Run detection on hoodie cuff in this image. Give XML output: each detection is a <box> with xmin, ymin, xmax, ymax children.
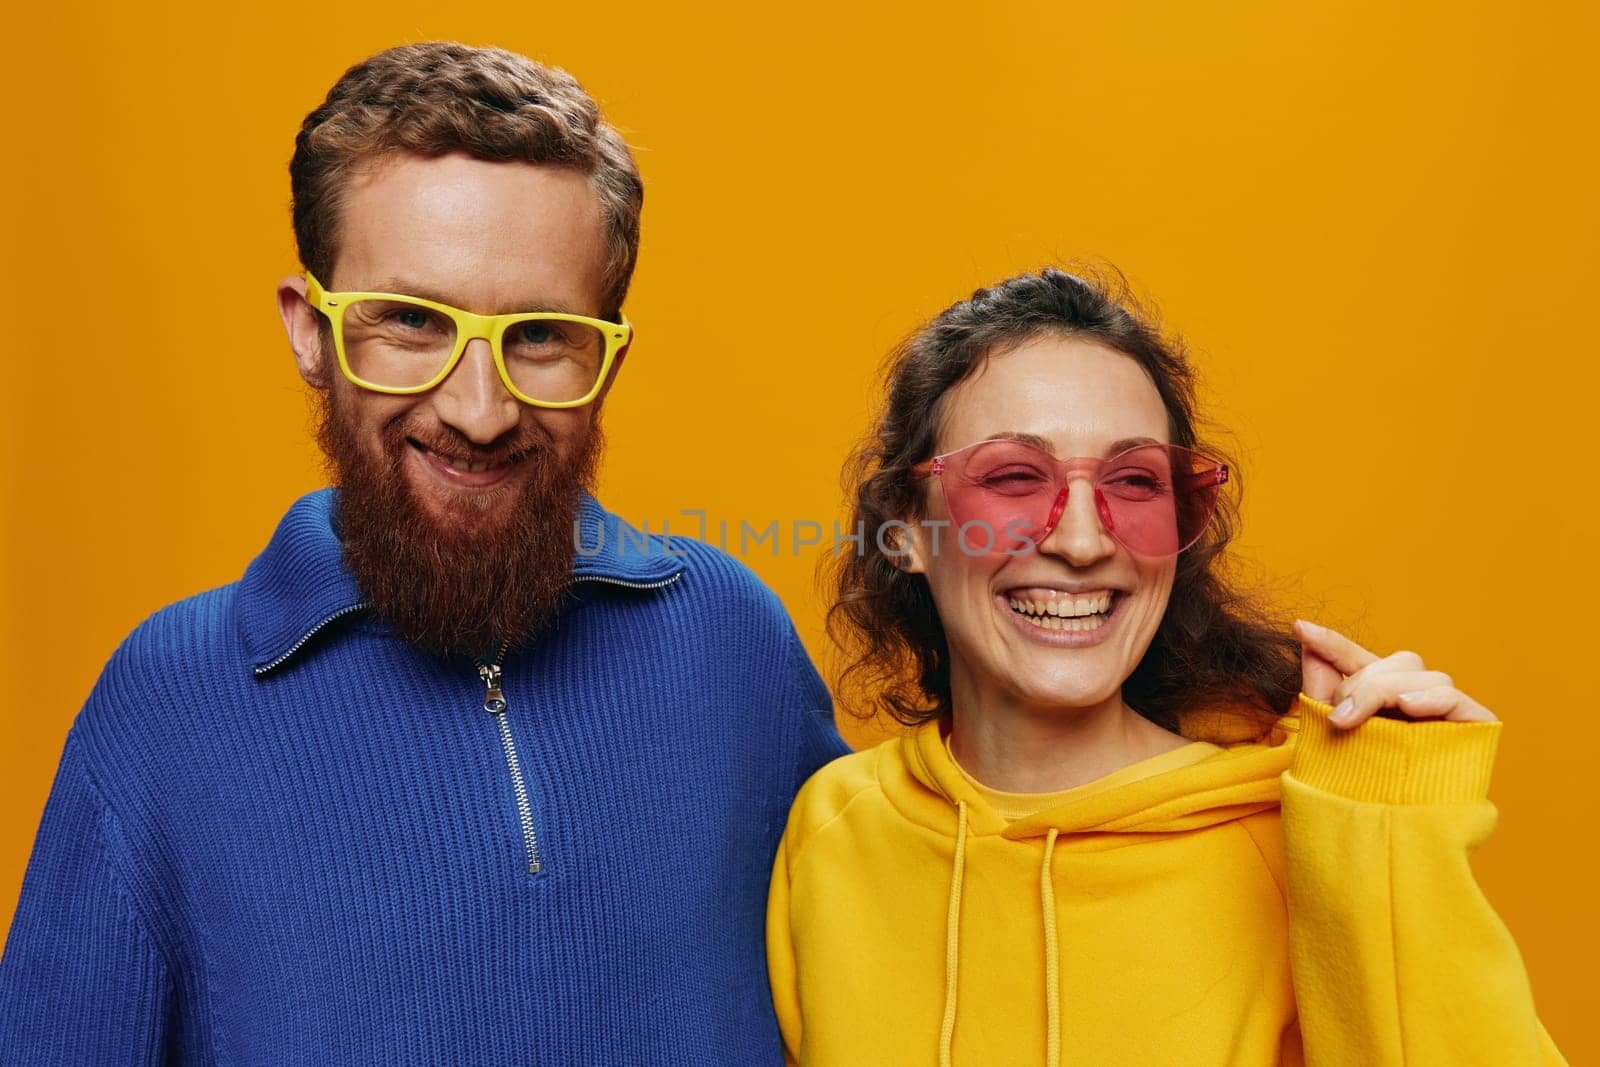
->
<box><xmin>1289</xmin><ymin>694</ymin><xmax>1501</xmax><ymax>805</ymax></box>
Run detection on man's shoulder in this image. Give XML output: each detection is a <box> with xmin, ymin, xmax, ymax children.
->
<box><xmin>108</xmin><ymin>491</ymin><xmax>337</xmax><ymax>682</ymax></box>
<box><xmin>66</xmin><ymin>580</ymin><xmax>249</xmax><ymax>775</ymax></box>
<box><xmin>664</xmin><ymin>536</ymin><xmax>783</xmax><ymax>606</ymax></box>
<box><xmin>109</xmin><ymin>581</ymin><xmax>248</xmax><ymax>678</ymax></box>
<box><xmin>77</xmin><ymin>492</ymin><xmax>338</xmax><ymax>737</ymax></box>
<box><xmin>577</xmin><ymin>531</ymin><xmax>817</xmax><ymax>703</ymax></box>
<box><xmin>588</xmin><ymin>508</ymin><xmax>792</xmax><ymax>626</ymax></box>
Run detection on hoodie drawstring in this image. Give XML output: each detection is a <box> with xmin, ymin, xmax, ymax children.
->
<box><xmin>941</xmin><ymin>806</ymin><xmax>1063</xmax><ymax>1067</ymax></box>
<box><xmin>1040</xmin><ymin>827</ymin><xmax>1061</xmax><ymax>1066</ymax></box>
<box><xmin>939</xmin><ymin>800</ymin><xmax>969</xmax><ymax>1067</ymax></box>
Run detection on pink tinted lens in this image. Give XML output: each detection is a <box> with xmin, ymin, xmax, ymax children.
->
<box><xmin>1096</xmin><ymin>446</ymin><xmax>1186</xmax><ymax>555</ymax></box>
<box><xmin>938</xmin><ymin>442</ymin><xmax>1224</xmax><ymax>557</ymax></box>
<box><xmin>940</xmin><ymin>441</ymin><xmax>1065</xmax><ymax>552</ymax></box>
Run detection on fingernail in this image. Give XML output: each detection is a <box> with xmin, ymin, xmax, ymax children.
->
<box><xmin>1330</xmin><ymin>699</ymin><xmax>1355</xmax><ymax>724</ymax></box>
<box><xmin>1398</xmin><ymin>691</ymin><xmax>1423</xmax><ymax>705</ymax></box>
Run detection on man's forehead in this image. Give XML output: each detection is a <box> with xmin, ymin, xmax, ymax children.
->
<box><xmin>350</xmin><ymin>275</ymin><xmax>590</xmax><ymax>317</ymax></box>
<box><xmin>329</xmin><ymin>153</ymin><xmax>609</xmax><ymax>315</ymax></box>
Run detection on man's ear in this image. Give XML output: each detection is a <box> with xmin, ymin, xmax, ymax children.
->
<box><xmin>276</xmin><ymin>275</ymin><xmax>329</xmax><ymax>388</ymax></box>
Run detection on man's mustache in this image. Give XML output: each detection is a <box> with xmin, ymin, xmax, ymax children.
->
<box><xmin>381</xmin><ymin>421</ymin><xmax>550</xmax><ymax>468</ymax></box>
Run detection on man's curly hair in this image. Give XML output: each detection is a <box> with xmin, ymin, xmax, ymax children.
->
<box><xmin>290</xmin><ymin>41</ymin><xmax>642</xmax><ymax>319</ymax></box>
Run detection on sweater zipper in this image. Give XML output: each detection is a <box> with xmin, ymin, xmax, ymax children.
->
<box><xmin>477</xmin><ymin>640</ymin><xmax>543</xmax><ymax>875</ymax></box>
<box><xmin>252</xmin><ymin>604</ymin><xmax>366</xmax><ymax>676</ymax></box>
<box><xmin>474</xmin><ymin>575</ymin><xmax>679</xmax><ymax>875</ymax></box>
<box><xmin>571</xmin><ymin>573</ymin><xmax>683</xmax><ymax>592</ymax></box>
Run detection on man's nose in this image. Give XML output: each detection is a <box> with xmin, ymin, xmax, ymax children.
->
<box><xmin>1037</xmin><ymin>479</ymin><xmax>1117</xmax><ymax>565</ymax></box>
<box><xmin>432</xmin><ymin>338</ymin><xmax>522</xmax><ymax>445</ymax></box>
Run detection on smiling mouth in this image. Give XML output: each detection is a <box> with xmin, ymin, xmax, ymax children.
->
<box><xmin>407</xmin><ymin>436</ymin><xmax>531</xmax><ymax>474</ymax></box>
<box><xmin>1006</xmin><ymin>590</ymin><xmax>1118</xmax><ymax>632</ymax></box>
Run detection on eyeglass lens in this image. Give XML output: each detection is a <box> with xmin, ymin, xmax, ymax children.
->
<box><xmin>338</xmin><ymin>298</ymin><xmax>608</xmax><ymax>402</ymax></box>
<box><xmin>938</xmin><ymin>441</ymin><xmax>1223</xmax><ymax>557</ymax></box>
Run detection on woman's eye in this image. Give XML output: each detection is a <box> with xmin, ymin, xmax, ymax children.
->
<box><xmin>1104</xmin><ymin>471</ymin><xmax>1167</xmax><ymax>496</ymax></box>
<box><xmin>977</xmin><ymin>468</ymin><xmax>1049</xmax><ymax>490</ymax></box>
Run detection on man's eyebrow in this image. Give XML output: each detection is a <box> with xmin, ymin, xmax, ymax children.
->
<box><xmin>360</xmin><ymin>278</ymin><xmax>583</xmax><ymax>316</ymax></box>
<box><xmin>982</xmin><ymin>432</ymin><xmax>1164</xmax><ymax>457</ymax></box>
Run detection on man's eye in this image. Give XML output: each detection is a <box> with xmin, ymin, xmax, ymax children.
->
<box><xmin>387</xmin><ymin>308</ymin><xmax>435</xmax><ymax>330</ymax></box>
<box><xmin>517</xmin><ymin>322</ymin><xmax>556</xmax><ymax>345</ymax></box>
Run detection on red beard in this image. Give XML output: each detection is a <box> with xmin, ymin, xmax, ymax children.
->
<box><xmin>315</xmin><ymin>385</ymin><xmax>601</xmax><ymax>659</ymax></box>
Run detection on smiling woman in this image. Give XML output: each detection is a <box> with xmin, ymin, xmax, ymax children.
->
<box><xmin>766</xmin><ymin>267</ymin><xmax>1567</xmax><ymax>1065</ymax></box>
<box><xmin>831</xmin><ymin>269</ymin><xmax>1299</xmax><ymax>749</ymax></box>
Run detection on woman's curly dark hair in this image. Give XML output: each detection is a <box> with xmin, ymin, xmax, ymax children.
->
<box><xmin>826</xmin><ymin>266</ymin><xmax>1300</xmax><ymax>737</ymax></box>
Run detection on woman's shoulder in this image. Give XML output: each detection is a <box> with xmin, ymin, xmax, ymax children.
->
<box><xmin>793</xmin><ymin>741</ymin><xmax>890</xmax><ymax>813</ymax></box>
<box><xmin>781</xmin><ymin>738</ymin><xmax>900</xmax><ymax>850</ymax></box>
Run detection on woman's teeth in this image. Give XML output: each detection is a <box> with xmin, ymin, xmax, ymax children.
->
<box><xmin>1008</xmin><ymin>591</ymin><xmax>1114</xmax><ymax>632</ymax></box>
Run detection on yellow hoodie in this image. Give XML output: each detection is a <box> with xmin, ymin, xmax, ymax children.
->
<box><xmin>767</xmin><ymin>696</ymin><xmax>1566</xmax><ymax>1065</ymax></box>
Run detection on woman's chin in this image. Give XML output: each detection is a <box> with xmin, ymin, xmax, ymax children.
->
<box><xmin>977</xmin><ymin>647</ymin><xmax>1128</xmax><ymax>713</ymax></box>
<box><xmin>984</xmin><ymin>633</ymin><xmax>1143</xmax><ymax>716</ymax></box>
<box><xmin>1014</xmin><ymin>678</ymin><xmax>1125</xmax><ymax>715</ymax></box>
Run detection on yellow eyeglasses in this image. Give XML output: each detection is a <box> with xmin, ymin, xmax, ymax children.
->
<box><xmin>303</xmin><ymin>272</ymin><xmax>632</xmax><ymax>408</ymax></box>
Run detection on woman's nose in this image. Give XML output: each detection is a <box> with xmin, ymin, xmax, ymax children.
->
<box><xmin>1036</xmin><ymin>479</ymin><xmax>1118</xmax><ymax>565</ymax></box>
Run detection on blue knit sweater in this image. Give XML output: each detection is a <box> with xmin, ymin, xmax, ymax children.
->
<box><xmin>0</xmin><ymin>490</ymin><xmax>847</xmax><ymax>1064</ymax></box>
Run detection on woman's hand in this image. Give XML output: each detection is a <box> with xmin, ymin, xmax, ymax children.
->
<box><xmin>1294</xmin><ymin>620</ymin><xmax>1498</xmax><ymax>729</ymax></box>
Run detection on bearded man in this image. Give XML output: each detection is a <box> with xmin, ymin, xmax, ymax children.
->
<box><xmin>0</xmin><ymin>42</ymin><xmax>845</xmax><ymax>1065</ymax></box>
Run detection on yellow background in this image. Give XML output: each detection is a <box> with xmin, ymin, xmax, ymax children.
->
<box><xmin>2</xmin><ymin>0</ymin><xmax>1594</xmax><ymax>1055</ymax></box>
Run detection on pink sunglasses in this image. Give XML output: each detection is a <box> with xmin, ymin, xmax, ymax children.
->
<box><xmin>909</xmin><ymin>438</ymin><xmax>1228</xmax><ymax>558</ymax></box>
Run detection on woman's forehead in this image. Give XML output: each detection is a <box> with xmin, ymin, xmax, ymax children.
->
<box><xmin>935</xmin><ymin>335</ymin><xmax>1170</xmax><ymax>454</ymax></box>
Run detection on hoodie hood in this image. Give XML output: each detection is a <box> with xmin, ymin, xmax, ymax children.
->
<box><xmin>884</xmin><ymin>710</ymin><xmax>1298</xmax><ymax>1067</ymax></box>
<box><xmin>769</xmin><ymin>695</ymin><xmax>1543</xmax><ymax>1067</ymax></box>
<box><xmin>894</xmin><ymin>712</ymin><xmax>1296</xmax><ymax>841</ymax></box>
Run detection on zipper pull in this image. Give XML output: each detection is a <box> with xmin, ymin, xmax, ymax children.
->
<box><xmin>478</xmin><ymin>662</ymin><xmax>508</xmax><ymax>714</ymax></box>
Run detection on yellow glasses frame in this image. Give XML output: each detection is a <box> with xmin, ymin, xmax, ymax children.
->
<box><xmin>304</xmin><ymin>272</ymin><xmax>632</xmax><ymax>409</ymax></box>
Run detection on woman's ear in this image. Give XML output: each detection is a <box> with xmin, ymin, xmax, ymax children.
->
<box><xmin>886</xmin><ymin>518</ymin><xmax>930</xmax><ymax>575</ymax></box>
<box><xmin>276</xmin><ymin>275</ymin><xmax>329</xmax><ymax>388</ymax></box>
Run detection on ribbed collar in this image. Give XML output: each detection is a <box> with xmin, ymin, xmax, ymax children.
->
<box><xmin>238</xmin><ymin>488</ymin><xmax>685</xmax><ymax>675</ymax></box>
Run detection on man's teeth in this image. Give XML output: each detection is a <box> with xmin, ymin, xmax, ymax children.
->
<box><xmin>1008</xmin><ymin>592</ymin><xmax>1114</xmax><ymax>631</ymax></box>
<box><xmin>443</xmin><ymin>455</ymin><xmax>503</xmax><ymax>474</ymax></box>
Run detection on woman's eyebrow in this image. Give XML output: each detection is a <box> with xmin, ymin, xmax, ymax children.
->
<box><xmin>1106</xmin><ymin>436</ymin><xmax>1163</xmax><ymax>455</ymax></box>
<box><xmin>981</xmin><ymin>432</ymin><xmax>1164</xmax><ymax>456</ymax></box>
<box><xmin>983</xmin><ymin>431</ymin><xmax>1055</xmax><ymax>450</ymax></box>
